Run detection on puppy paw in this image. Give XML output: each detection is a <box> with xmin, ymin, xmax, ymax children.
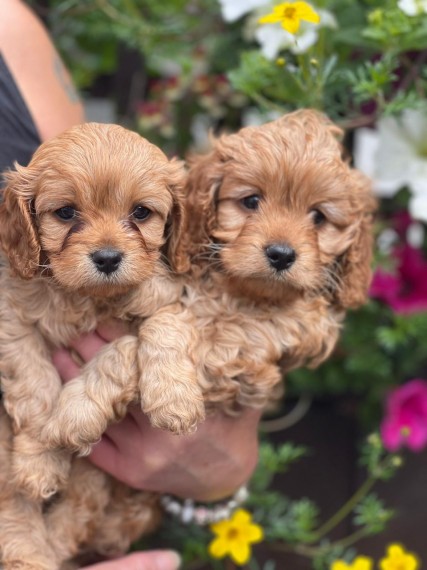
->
<box><xmin>146</xmin><ymin>397</ymin><xmax>205</xmax><ymax>435</ymax></box>
<box><xmin>3</xmin><ymin>560</ymin><xmax>58</xmax><ymax>570</ymax></box>
<box><xmin>41</xmin><ymin>410</ymin><xmax>106</xmax><ymax>455</ymax></box>
<box><xmin>12</xmin><ymin>447</ymin><xmax>71</xmax><ymax>500</ymax></box>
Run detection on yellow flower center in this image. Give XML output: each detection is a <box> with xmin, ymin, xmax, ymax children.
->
<box><xmin>227</xmin><ymin>528</ymin><xmax>239</xmax><ymax>540</ymax></box>
<box><xmin>400</xmin><ymin>426</ymin><xmax>411</xmax><ymax>437</ymax></box>
<box><xmin>283</xmin><ymin>6</ymin><xmax>297</xmax><ymax>19</ymax></box>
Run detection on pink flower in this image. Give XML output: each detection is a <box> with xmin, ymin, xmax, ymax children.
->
<box><xmin>370</xmin><ymin>245</ymin><xmax>427</xmax><ymax>314</ymax></box>
<box><xmin>381</xmin><ymin>379</ymin><xmax>427</xmax><ymax>452</ymax></box>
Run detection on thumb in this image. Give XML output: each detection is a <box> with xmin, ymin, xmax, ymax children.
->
<box><xmin>84</xmin><ymin>551</ymin><xmax>182</xmax><ymax>570</ymax></box>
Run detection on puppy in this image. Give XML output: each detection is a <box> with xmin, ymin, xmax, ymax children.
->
<box><xmin>176</xmin><ymin>109</ymin><xmax>376</xmax><ymax>415</ymax></box>
<box><xmin>0</xmin><ymin>122</ymin><xmax>204</xmax><ymax>506</ymax></box>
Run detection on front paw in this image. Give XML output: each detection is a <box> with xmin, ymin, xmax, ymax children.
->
<box><xmin>2</xmin><ymin>562</ymin><xmax>58</xmax><ymax>570</ymax></box>
<box><xmin>12</xmin><ymin>445</ymin><xmax>70</xmax><ymax>500</ymax></box>
<box><xmin>41</xmin><ymin>416</ymin><xmax>102</xmax><ymax>456</ymax></box>
<box><xmin>146</xmin><ymin>396</ymin><xmax>205</xmax><ymax>435</ymax></box>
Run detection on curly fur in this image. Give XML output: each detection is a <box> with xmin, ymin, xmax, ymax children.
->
<box><xmin>0</xmin><ymin>123</ymin><xmax>203</xmax><ymax>569</ymax></box>
<box><xmin>175</xmin><ymin>109</ymin><xmax>376</xmax><ymax>413</ymax></box>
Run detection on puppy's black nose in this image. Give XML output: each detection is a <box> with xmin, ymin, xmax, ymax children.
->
<box><xmin>91</xmin><ymin>249</ymin><xmax>123</xmax><ymax>274</ymax></box>
<box><xmin>265</xmin><ymin>243</ymin><xmax>296</xmax><ymax>272</ymax></box>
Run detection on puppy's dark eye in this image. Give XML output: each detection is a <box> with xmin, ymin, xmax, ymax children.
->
<box><xmin>55</xmin><ymin>206</ymin><xmax>76</xmax><ymax>221</ymax></box>
<box><xmin>311</xmin><ymin>209</ymin><xmax>326</xmax><ymax>226</ymax></box>
<box><xmin>241</xmin><ymin>194</ymin><xmax>261</xmax><ymax>210</ymax></box>
<box><xmin>131</xmin><ymin>205</ymin><xmax>151</xmax><ymax>221</ymax></box>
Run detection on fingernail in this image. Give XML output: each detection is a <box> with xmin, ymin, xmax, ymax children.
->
<box><xmin>156</xmin><ymin>551</ymin><xmax>182</xmax><ymax>569</ymax></box>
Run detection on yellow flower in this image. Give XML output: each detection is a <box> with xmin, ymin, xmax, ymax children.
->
<box><xmin>208</xmin><ymin>509</ymin><xmax>263</xmax><ymax>566</ymax></box>
<box><xmin>379</xmin><ymin>544</ymin><xmax>420</xmax><ymax>570</ymax></box>
<box><xmin>259</xmin><ymin>1</ymin><xmax>320</xmax><ymax>35</ymax></box>
<box><xmin>331</xmin><ymin>556</ymin><xmax>373</xmax><ymax>570</ymax></box>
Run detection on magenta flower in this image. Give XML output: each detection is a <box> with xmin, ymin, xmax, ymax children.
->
<box><xmin>370</xmin><ymin>244</ymin><xmax>427</xmax><ymax>314</ymax></box>
<box><xmin>381</xmin><ymin>379</ymin><xmax>427</xmax><ymax>452</ymax></box>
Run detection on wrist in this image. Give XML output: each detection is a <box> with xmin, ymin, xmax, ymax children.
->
<box><xmin>160</xmin><ymin>484</ymin><xmax>249</xmax><ymax>526</ymax></box>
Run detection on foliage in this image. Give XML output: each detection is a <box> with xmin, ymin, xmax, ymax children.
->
<box><xmin>144</xmin><ymin>437</ymin><xmax>404</xmax><ymax>568</ymax></box>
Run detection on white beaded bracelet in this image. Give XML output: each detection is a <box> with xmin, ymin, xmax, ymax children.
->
<box><xmin>160</xmin><ymin>485</ymin><xmax>249</xmax><ymax>526</ymax></box>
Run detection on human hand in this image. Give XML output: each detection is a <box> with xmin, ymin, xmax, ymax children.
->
<box><xmin>53</xmin><ymin>321</ymin><xmax>260</xmax><ymax>501</ymax></box>
<box><xmin>82</xmin><ymin>551</ymin><xmax>181</xmax><ymax>570</ymax></box>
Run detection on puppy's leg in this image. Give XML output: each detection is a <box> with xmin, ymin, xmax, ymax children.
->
<box><xmin>0</xmin><ymin>492</ymin><xmax>59</xmax><ymax>570</ymax></box>
<box><xmin>44</xmin><ymin>460</ymin><xmax>111</xmax><ymax>565</ymax></box>
<box><xmin>138</xmin><ymin>305</ymin><xmax>205</xmax><ymax>435</ymax></box>
<box><xmin>45</xmin><ymin>461</ymin><xmax>160</xmax><ymax>564</ymax></box>
<box><xmin>41</xmin><ymin>335</ymin><xmax>139</xmax><ymax>454</ymax></box>
<box><xmin>0</xmin><ymin>406</ymin><xmax>59</xmax><ymax>570</ymax></box>
<box><xmin>11</xmin><ymin>434</ymin><xmax>71</xmax><ymax>501</ymax></box>
<box><xmin>0</xmin><ymin>321</ymin><xmax>71</xmax><ymax>499</ymax></box>
<box><xmin>89</xmin><ymin>486</ymin><xmax>161</xmax><ymax>558</ymax></box>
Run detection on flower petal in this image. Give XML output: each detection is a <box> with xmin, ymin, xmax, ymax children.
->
<box><xmin>354</xmin><ymin>557</ymin><xmax>374</xmax><ymax>570</ymax></box>
<box><xmin>245</xmin><ymin>523</ymin><xmax>264</xmax><ymax>543</ymax></box>
<box><xmin>220</xmin><ymin>0</ymin><xmax>268</xmax><ymax>22</ymax></box>
<box><xmin>381</xmin><ymin>416</ymin><xmax>405</xmax><ymax>451</ymax></box>
<box><xmin>331</xmin><ymin>562</ymin><xmax>349</xmax><ymax>570</ymax></box>
<box><xmin>259</xmin><ymin>13</ymin><xmax>282</xmax><ymax>24</ymax></box>
<box><xmin>254</xmin><ymin>24</ymin><xmax>294</xmax><ymax>59</ymax></box>
<box><xmin>409</xmin><ymin>194</ymin><xmax>427</xmax><ymax>223</ymax></box>
<box><xmin>208</xmin><ymin>537</ymin><xmax>229</xmax><ymax>559</ymax></box>
<box><xmin>294</xmin><ymin>2</ymin><xmax>320</xmax><ymax>23</ymax></box>
<box><xmin>210</xmin><ymin>519</ymin><xmax>231</xmax><ymax>537</ymax></box>
<box><xmin>281</xmin><ymin>16</ymin><xmax>300</xmax><ymax>34</ymax></box>
<box><xmin>232</xmin><ymin>509</ymin><xmax>252</xmax><ymax>525</ymax></box>
<box><xmin>406</xmin><ymin>420</ymin><xmax>427</xmax><ymax>451</ymax></box>
<box><xmin>230</xmin><ymin>539</ymin><xmax>251</xmax><ymax>565</ymax></box>
<box><xmin>292</xmin><ymin>27</ymin><xmax>318</xmax><ymax>53</ymax></box>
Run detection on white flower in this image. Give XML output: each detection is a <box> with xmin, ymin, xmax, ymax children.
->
<box><xmin>354</xmin><ymin>109</ymin><xmax>427</xmax><ymax>222</ymax></box>
<box><xmin>218</xmin><ymin>0</ymin><xmax>268</xmax><ymax>22</ymax></box>
<box><xmin>398</xmin><ymin>0</ymin><xmax>427</xmax><ymax>16</ymax></box>
<box><xmin>217</xmin><ymin>0</ymin><xmax>335</xmax><ymax>59</ymax></box>
<box><xmin>254</xmin><ymin>9</ymin><xmax>336</xmax><ymax>59</ymax></box>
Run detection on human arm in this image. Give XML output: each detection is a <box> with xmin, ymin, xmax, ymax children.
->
<box><xmin>0</xmin><ymin>0</ymin><xmax>85</xmax><ymax>143</ymax></box>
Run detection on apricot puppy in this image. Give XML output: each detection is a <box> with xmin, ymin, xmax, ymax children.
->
<box><xmin>0</xmin><ymin>122</ymin><xmax>204</xmax><ymax>503</ymax></box>
<box><xmin>178</xmin><ymin>109</ymin><xmax>376</xmax><ymax>414</ymax></box>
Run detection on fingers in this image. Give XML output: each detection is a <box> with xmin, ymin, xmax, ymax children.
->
<box><xmin>51</xmin><ymin>332</ymin><xmax>106</xmax><ymax>383</ymax></box>
<box><xmin>68</xmin><ymin>331</ymin><xmax>106</xmax><ymax>363</ymax></box>
<box><xmin>52</xmin><ymin>348</ymin><xmax>81</xmax><ymax>383</ymax></box>
<box><xmin>52</xmin><ymin>320</ymin><xmax>129</xmax><ymax>382</ymax></box>
<box><xmin>88</xmin><ymin>435</ymin><xmax>124</xmax><ymax>480</ymax></box>
<box><xmin>83</xmin><ymin>551</ymin><xmax>181</xmax><ymax>570</ymax></box>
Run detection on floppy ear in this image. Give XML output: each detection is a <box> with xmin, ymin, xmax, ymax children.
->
<box><xmin>164</xmin><ymin>159</ymin><xmax>191</xmax><ymax>274</ymax></box>
<box><xmin>0</xmin><ymin>165</ymin><xmax>41</xmax><ymax>279</ymax></box>
<box><xmin>334</xmin><ymin>173</ymin><xmax>377</xmax><ymax>309</ymax></box>
<box><xmin>185</xmin><ymin>142</ymin><xmax>225</xmax><ymax>257</ymax></box>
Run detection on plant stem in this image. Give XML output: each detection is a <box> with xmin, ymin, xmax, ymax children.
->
<box><xmin>271</xmin><ymin>541</ymin><xmax>321</xmax><ymax>558</ymax></box>
<box><xmin>307</xmin><ymin>476</ymin><xmax>376</xmax><ymax>542</ymax></box>
<box><xmin>332</xmin><ymin>527</ymin><xmax>370</xmax><ymax>550</ymax></box>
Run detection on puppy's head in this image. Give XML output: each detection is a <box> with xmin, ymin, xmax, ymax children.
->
<box><xmin>186</xmin><ymin>109</ymin><xmax>376</xmax><ymax>308</ymax></box>
<box><xmin>0</xmin><ymin>123</ymin><xmax>187</xmax><ymax>296</ymax></box>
